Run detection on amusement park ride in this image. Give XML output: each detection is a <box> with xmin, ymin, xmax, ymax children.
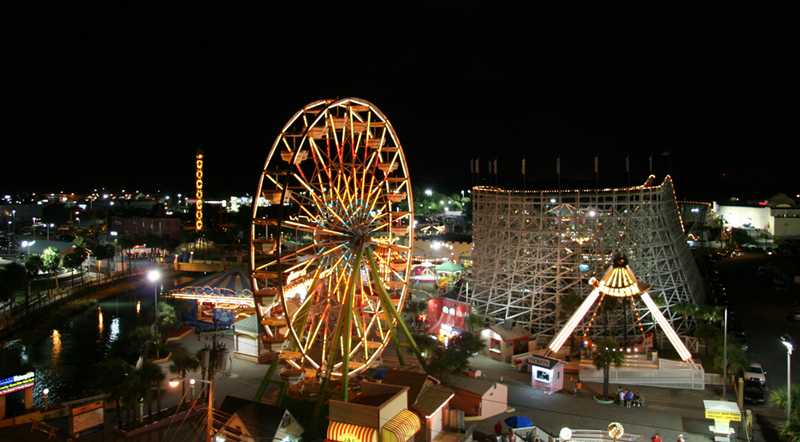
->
<box><xmin>249</xmin><ymin>98</ymin><xmax>422</xmax><ymax>402</ymax></box>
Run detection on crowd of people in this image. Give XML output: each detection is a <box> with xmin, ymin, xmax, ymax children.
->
<box><xmin>617</xmin><ymin>386</ymin><xmax>643</xmax><ymax>407</ymax></box>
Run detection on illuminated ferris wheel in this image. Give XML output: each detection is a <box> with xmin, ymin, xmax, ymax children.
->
<box><xmin>249</xmin><ymin>98</ymin><xmax>416</xmax><ymax>390</ymax></box>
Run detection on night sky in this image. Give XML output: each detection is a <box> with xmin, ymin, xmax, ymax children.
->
<box><xmin>3</xmin><ymin>4</ymin><xmax>796</xmax><ymax>201</ymax></box>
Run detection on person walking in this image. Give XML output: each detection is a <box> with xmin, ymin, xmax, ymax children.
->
<box><xmin>625</xmin><ymin>389</ymin><xmax>634</xmax><ymax>408</ymax></box>
<box><xmin>651</xmin><ymin>432</ymin><xmax>662</xmax><ymax>442</ymax></box>
<box><xmin>495</xmin><ymin>421</ymin><xmax>503</xmax><ymax>436</ymax></box>
<box><xmin>575</xmin><ymin>379</ymin><xmax>583</xmax><ymax>396</ymax></box>
<box><xmin>676</xmin><ymin>434</ymin><xmax>685</xmax><ymax>442</ymax></box>
<box><xmin>619</xmin><ymin>388</ymin><xmax>626</xmax><ymax>406</ymax></box>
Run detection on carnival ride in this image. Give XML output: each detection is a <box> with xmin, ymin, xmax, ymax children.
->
<box><xmin>468</xmin><ymin>176</ymin><xmax>704</xmax><ymax>340</ymax></box>
<box><xmin>249</xmin><ymin>98</ymin><xmax>420</xmax><ymax>400</ymax></box>
<box><xmin>546</xmin><ymin>255</ymin><xmax>693</xmax><ymax>362</ymax></box>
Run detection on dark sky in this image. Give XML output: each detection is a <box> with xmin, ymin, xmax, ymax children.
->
<box><xmin>3</xmin><ymin>3</ymin><xmax>796</xmax><ymax>201</ymax></box>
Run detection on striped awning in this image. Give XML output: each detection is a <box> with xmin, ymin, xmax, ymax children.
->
<box><xmin>382</xmin><ymin>409</ymin><xmax>421</xmax><ymax>442</ymax></box>
<box><xmin>327</xmin><ymin>421</ymin><xmax>377</xmax><ymax>442</ymax></box>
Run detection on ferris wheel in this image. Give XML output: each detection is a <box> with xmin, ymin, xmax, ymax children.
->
<box><xmin>249</xmin><ymin>98</ymin><xmax>416</xmax><ymax>390</ymax></box>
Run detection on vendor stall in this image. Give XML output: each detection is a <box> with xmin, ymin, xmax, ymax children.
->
<box><xmin>527</xmin><ymin>355</ymin><xmax>564</xmax><ymax>394</ymax></box>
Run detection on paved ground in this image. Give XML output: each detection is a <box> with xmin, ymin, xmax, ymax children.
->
<box><xmin>464</xmin><ymin>354</ymin><xmax>774</xmax><ymax>441</ymax></box>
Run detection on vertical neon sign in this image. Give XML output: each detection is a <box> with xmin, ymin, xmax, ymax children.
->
<box><xmin>195</xmin><ymin>152</ymin><xmax>204</xmax><ymax>231</ymax></box>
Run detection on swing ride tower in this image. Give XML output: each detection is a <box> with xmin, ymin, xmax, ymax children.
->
<box><xmin>468</xmin><ymin>175</ymin><xmax>703</xmax><ymax>341</ymax></box>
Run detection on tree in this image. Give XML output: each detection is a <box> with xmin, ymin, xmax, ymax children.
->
<box><xmin>424</xmin><ymin>331</ymin><xmax>485</xmax><ymax>381</ymax></box>
<box><xmin>120</xmin><ymin>369</ymin><xmax>147</xmax><ymax>428</ymax></box>
<box><xmin>137</xmin><ymin>360</ymin><xmax>165</xmax><ymax>418</ymax></box>
<box><xmin>769</xmin><ymin>385</ymin><xmax>800</xmax><ymax>441</ymax></box>
<box><xmin>41</xmin><ymin>246</ymin><xmax>61</xmax><ymax>273</ymax></box>
<box><xmin>24</xmin><ymin>255</ymin><xmax>44</xmax><ymax>277</ymax></box>
<box><xmin>96</xmin><ymin>358</ymin><xmax>131</xmax><ymax>422</ymax></box>
<box><xmin>711</xmin><ymin>340</ymin><xmax>748</xmax><ymax>377</ymax></box>
<box><xmin>592</xmin><ymin>339</ymin><xmax>625</xmax><ymax>400</ymax></box>
<box><xmin>92</xmin><ymin>243</ymin><xmax>116</xmax><ymax>275</ymax></box>
<box><xmin>169</xmin><ymin>345</ymin><xmax>200</xmax><ymax>401</ymax></box>
<box><xmin>158</xmin><ymin>303</ymin><xmax>179</xmax><ymax>332</ymax></box>
<box><xmin>62</xmin><ymin>250</ymin><xmax>87</xmax><ymax>284</ymax></box>
<box><xmin>0</xmin><ymin>262</ymin><xmax>28</xmax><ymax>307</ymax></box>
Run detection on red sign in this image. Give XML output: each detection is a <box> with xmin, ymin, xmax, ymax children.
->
<box><xmin>426</xmin><ymin>297</ymin><xmax>470</xmax><ymax>333</ymax></box>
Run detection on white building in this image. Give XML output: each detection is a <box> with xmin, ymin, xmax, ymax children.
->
<box><xmin>715</xmin><ymin>193</ymin><xmax>800</xmax><ymax>239</ymax></box>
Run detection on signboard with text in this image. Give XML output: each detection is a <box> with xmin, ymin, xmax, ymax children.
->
<box><xmin>0</xmin><ymin>371</ymin><xmax>35</xmax><ymax>396</ymax></box>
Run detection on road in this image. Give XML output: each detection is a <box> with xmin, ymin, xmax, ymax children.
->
<box><xmin>717</xmin><ymin>251</ymin><xmax>800</xmax><ymax>437</ymax></box>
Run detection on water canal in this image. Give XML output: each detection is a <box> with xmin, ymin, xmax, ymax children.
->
<box><xmin>2</xmin><ymin>273</ymin><xmax>194</xmax><ymax>412</ymax></box>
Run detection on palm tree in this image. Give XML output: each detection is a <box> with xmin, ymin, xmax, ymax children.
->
<box><xmin>592</xmin><ymin>338</ymin><xmax>625</xmax><ymax>400</ymax></box>
<box><xmin>120</xmin><ymin>370</ymin><xmax>147</xmax><ymax>427</ymax></box>
<box><xmin>712</xmin><ymin>340</ymin><xmax>748</xmax><ymax>377</ymax></box>
<box><xmin>96</xmin><ymin>358</ymin><xmax>131</xmax><ymax>422</ymax></box>
<box><xmin>137</xmin><ymin>360</ymin><xmax>165</xmax><ymax>418</ymax></box>
<box><xmin>770</xmin><ymin>385</ymin><xmax>800</xmax><ymax>441</ymax></box>
<box><xmin>169</xmin><ymin>345</ymin><xmax>199</xmax><ymax>401</ymax></box>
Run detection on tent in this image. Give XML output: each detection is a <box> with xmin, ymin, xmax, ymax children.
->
<box><xmin>435</xmin><ymin>262</ymin><xmax>463</xmax><ymax>274</ymax></box>
<box><xmin>504</xmin><ymin>416</ymin><xmax>533</xmax><ymax>429</ymax></box>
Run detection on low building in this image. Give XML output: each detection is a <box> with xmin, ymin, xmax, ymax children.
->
<box><xmin>381</xmin><ymin>370</ymin><xmax>456</xmax><ymax>442</ymax></box>
<box><xmin>715</xmin><ymin>193</ymin><xmax>800</xmax><ymax>239</ymax></box>
<box><xmin>328</xmin><ymin>382</ymin><xmax>421</xmax><ymax>442</ymax></box>
<box><xmin>479</xmin><ymin>325</ymin><xmax>532</xmax><ymax>363</ymax></box>
<box><xmin>217</xmin><ymin>396</ymin><xmax>303</xmax><ymax>442</ymax></box>
<box><xmin>110</xmin><ymin>216</ymin><xmax>183</xmax><ymax>240</ymax></box>
<box><xmin>445</xmin><ymin>377</ymin><xmax>507</xmax><ymax>420</ymax></box>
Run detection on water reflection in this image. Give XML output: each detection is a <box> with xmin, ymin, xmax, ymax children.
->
<box><xmin>10</xmin><ymin>274</ymin><xmax>189</xmax><ymax>407</ymax></box>
<box><xmin>97</xmin><ymin>307</ymin><xmax>104</xmax><ymax>334</ymax></box>
<box><xmin>51</xmin><ymin>330</ymin><xmax>62</xmax><ymax>365</ymax></box>
<box><xmin>109</xmin><ymin>317</ymin><xmax>120</xmax><ymax>343</ymax></box>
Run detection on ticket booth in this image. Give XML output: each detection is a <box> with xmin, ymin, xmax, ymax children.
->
<box><xmin>528</xmin><ymin>356</ymin><xmax>564</xmax><ymax>395</ymax></box>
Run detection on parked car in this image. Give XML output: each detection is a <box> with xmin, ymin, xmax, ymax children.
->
<box><xmin>744</xmin><ymin>379</ymin><xmax>767</xmax><ymax>404</ymax></box>
<box><xmin>744</xmin><ymin>363</ymin><xmax>767</xmax><ymax>385</ymax></box>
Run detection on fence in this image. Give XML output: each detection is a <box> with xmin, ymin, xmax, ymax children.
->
<box><xmin>579</xmin><ymin>358</ymin><xmax>705</xmax><ymax>390</ymax></box>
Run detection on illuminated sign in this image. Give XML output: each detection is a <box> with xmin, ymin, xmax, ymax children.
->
<box><xmin>196</xmin><ymin>153</ymin><xmax>204</xmax><ymax>231</ymax></box>
<box><xmin>0</xmin><ymin>371</ymin><xmax>35</xmax><ymax>396</ymax></box>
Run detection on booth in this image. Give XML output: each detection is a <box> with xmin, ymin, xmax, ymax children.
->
<box><xmin>426</xmin><ymin>297</ymin><xmax>470</xmax><ymax>346</ymax></box>
<box><xmin>703</xmin><ymin>400</ymin><xmax>741</xmax><ymax>441</ymax></box>
<box><xmin>527</xmin><ymin>355</ymin><xmax>564</xmax><ymax>394</ymax></box>
<box><xmin>0</xmin><ymin>371</ymin><xmax>35</xmax><ymax>419</ymax></box>
<box><xmin>328</xmin><ymin>382</ymin><xmax>421</xmax><ymax>442</ymax></box>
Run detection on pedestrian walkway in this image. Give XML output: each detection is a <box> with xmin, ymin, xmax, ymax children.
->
<box><xmin>467</xmin><ymin>354</ymin><xmax>773</xmax><ymax>441</ymax></box>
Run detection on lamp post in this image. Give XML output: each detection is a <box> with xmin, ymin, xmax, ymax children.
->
<box><xmin>171</xmin><ymin>378</ymin><xmax>214</xmax><ymax>442</ymax></box>
<box><xmin>147</xmin><ymin>269</ymin><xmax>161</xmax><ymax>333</ymax></box>
<box><xmin>46</xmin><ymin>223</ymin><xmax>54</xmax><ymax>241</ymax></box>
<box><xmin>42</xmin><ymin>388</ymin><xmax>49</xmax><ymax>410</ymax></box>
<box><xmin>723</xmin><ymin>307</ymin><xmax>728</xmax><ymax>398</ymax></box>
<box><xmin>781</xmin><ymin>335</ymin><xmax>794</xmax><ymax>421</ymax></box>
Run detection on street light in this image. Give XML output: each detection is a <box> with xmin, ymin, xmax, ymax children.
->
<box><xmin>46</xmin><ymin>223</ymin><xmax>54</xmax><ymax>241</ymax></box>
<box><xmin>42</xmin><ymin>388</ymin><xmax>50</xmax><ymax>409</ymax></box>
<box><xmin>147</xmin><ymin>269</ymin><xmax>162</xmax><ymax>331</ymax></box>
<box><xmin>781</xmin><ymin>334</ymin><xmax>794</xmax><ymax>421</ymax></box>
<box><xmin>424</xmin><ymin>189</ymin><xmax>432</xmax><ymax>196</ymax></box>
<box><xmin>171</xmin><ymin>378</ymin><xmax>215</xmax><ymax>442</ymax></box>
